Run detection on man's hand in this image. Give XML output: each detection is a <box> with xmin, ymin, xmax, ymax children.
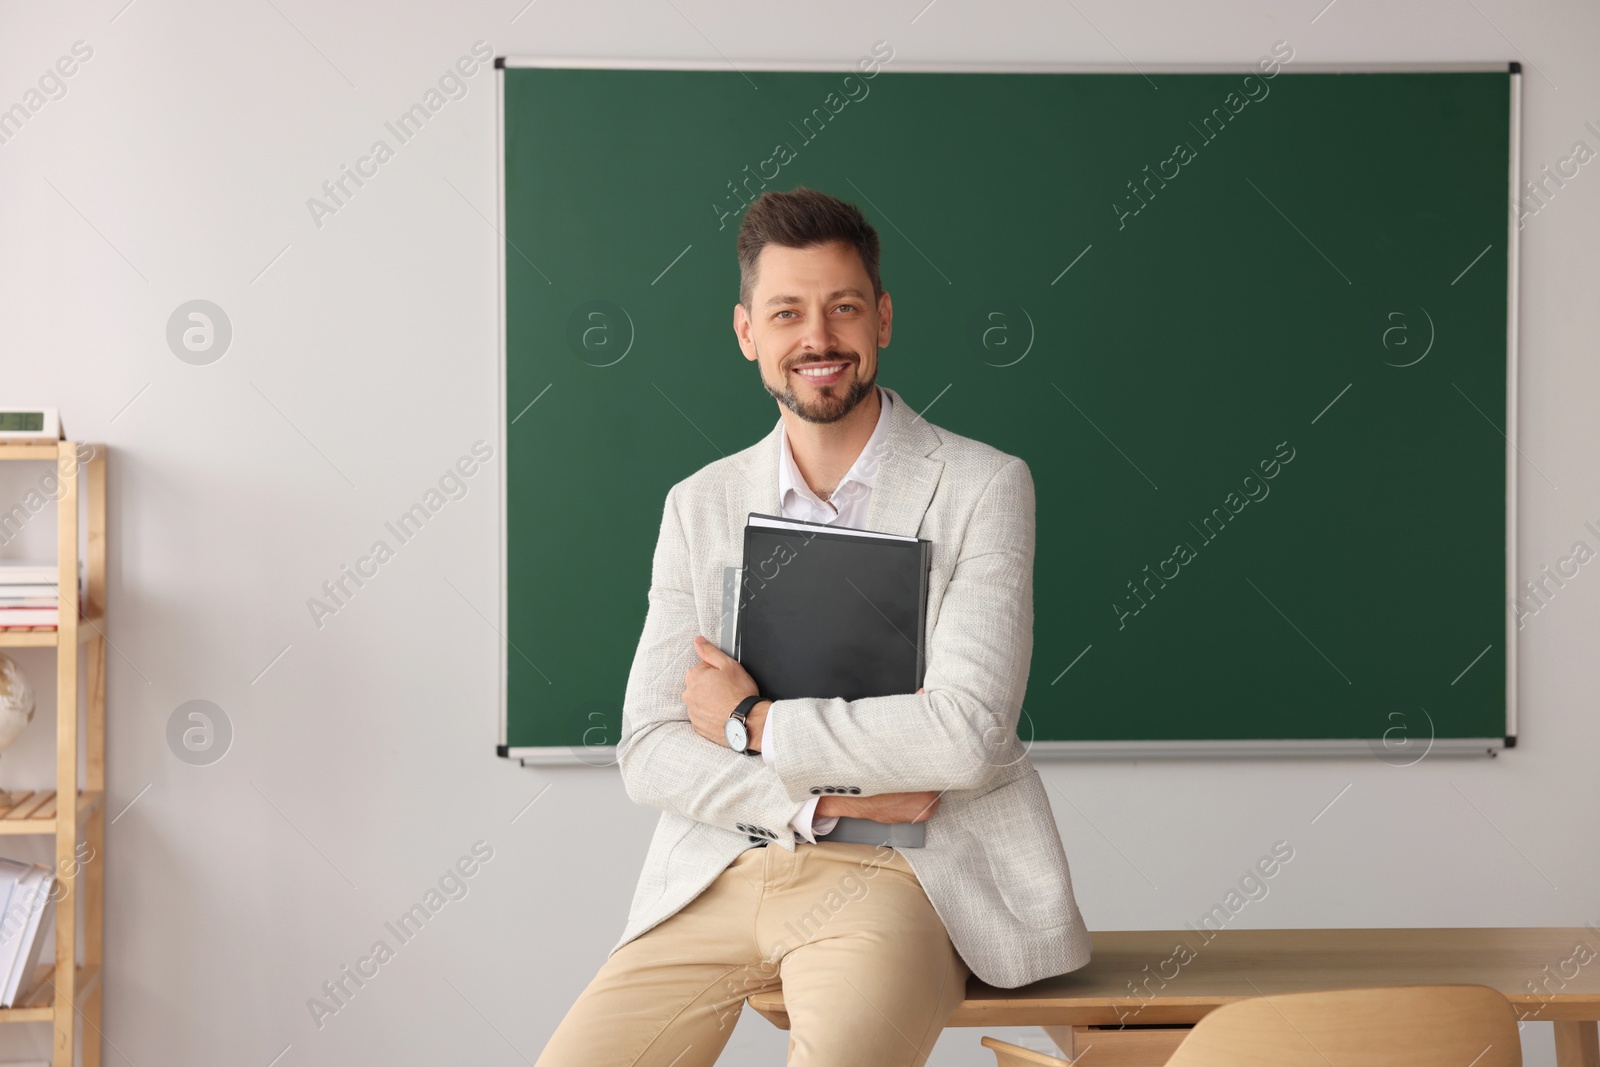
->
<box><xmin>683</xmin><ymin>635</ymin><xmax>764</xmax><ymax>749</ymax></box>
<box><xmin>817</xmin><ymin>790</ymin><xmax>943</xmax><ymax>822</ymax></box>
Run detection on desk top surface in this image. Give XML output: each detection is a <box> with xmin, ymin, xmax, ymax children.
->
<box><xmin>750</xmin><ymin>927</ymin><xmax>1600</xmax><ymax>1028</ymax></box>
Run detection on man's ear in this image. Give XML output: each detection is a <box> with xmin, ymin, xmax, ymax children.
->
<box><xmin>877</xmin><ymin>290</ymin><xmax>893</xmax><ymax>348</ymax></box>
<box><xmin>733</xmin><ymin>302</ymin><xmax>757</xmax><ymax>361</ymax></box>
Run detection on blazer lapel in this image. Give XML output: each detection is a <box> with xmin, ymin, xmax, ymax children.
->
<box><xmin>862</xmin><ymin>386</ymin><xmax>943</xmax><ymax>539</ymax></box>
<box><xmin>722</xmin><ymin>422</ymin><xmax>783</xmax><ymax>539</ymax></box>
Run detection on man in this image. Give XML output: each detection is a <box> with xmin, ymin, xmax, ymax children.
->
<box><xmin>535</xmin><ymin>187</ymin><xmax>1091</xmax><ymax>1067</ymax></box>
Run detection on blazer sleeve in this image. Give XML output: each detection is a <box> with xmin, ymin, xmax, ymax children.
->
<box><xmin>765</xmin><ymin>457</ymin><xmax>1036</xmax><ymax>798</ymax></box>
<box><xmin>615</xmin><ymin>483</ymin><xmax>808</xmax><ymax>849</ymax></box>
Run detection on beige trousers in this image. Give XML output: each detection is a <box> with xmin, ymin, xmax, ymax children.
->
<box><xmin>535</xmin><ymin>840</ymin><xmax>971</xmax><ymax>1067</ymax></box>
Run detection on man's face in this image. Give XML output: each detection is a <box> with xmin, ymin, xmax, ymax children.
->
<box><xmin>734</xmin><ymin>240</ymin><xmax>893</xmax><ymax>424</ymax></box>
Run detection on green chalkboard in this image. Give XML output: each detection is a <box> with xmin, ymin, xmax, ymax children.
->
<box><xmin>497</xmin><ymin>59</ymin><xmax>1516</xmax><ymax>761</ymax></box>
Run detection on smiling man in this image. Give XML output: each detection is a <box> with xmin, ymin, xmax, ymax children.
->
<box><xmin>534</xmin><ymin>187</ymin><xmax>1092</xmax><ymax>1067</ymax></box>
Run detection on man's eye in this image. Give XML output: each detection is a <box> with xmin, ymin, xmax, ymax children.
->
<box><xmin>835</xmin><ymin>304</ymin><xmax>857</xmax><ymax>313</ymax></box>
<box><xmin>774</xmin><ymin>310</ymin><xmax>795</xmax><ymax>320</ymax></box>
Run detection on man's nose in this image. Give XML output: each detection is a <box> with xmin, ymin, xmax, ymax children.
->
<box><xmin>798</xmin><ymin>314</ymin><xmax>834</xmax><ymax>354</ymax></box>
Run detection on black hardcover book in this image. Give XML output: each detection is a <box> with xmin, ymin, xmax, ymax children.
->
<box><xmin>735</xmin><ymin>513</ymin><xmax>932</xmax><ymax>701</ymax></box>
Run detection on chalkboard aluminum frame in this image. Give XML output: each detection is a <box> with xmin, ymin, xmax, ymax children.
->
<box><xmin>494</xmin><ymin>57</ymin><xmax>1521</xmax><ymax>764</ymax></box>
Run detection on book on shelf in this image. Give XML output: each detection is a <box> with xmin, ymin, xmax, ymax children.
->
<box><xmin>0</xmin><ymin>562</ymin><xmax>82</xmax><ymax>585</ymax></box>
<box><xmin>0</xmin><ymin>609</ymin><xmax>59</xmax><ymax>626</ymax></box>
<box><xmin>0</xmin><ymin>587</ymin><xmax>58</xmax><ymax>599</ymax></box>
<box><xmin>0</xmin><ymin>561</ymin><xmax>86</xmax><ymax>629</ymax></box>
<box><xmin>0</xmin><ymin>861</ymin><xmax>32</xmax><ymax>1006</ymax></box>
<box><xmin>0</xmin><ymin>859</ymin><xmax>55</xmax><ymax>1007</ymax></box>
<box><xmin>3</xmin><ymin>867</ymin><xmax>53</xmax><ymax>1006</ymax></box>
<box><xmin>0</xmin><ymin>862</ymin><xmax>19</xmax><ymax>995</ymax></box>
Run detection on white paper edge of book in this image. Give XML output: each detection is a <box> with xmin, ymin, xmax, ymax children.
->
<box><xmin>745</xmin><ymin>514</ymin><xmax>917</xmax><ymax>542</ymax></box>
<box><xmin>0</xmin><ymin>865</ymin><xmax>32</xmax><ymax>1003</ymax></box>
<box><xmin>0</xmin><ymin>872</ymin><xmax>18</xmax><ymax>980</ymax></box>
<box><xmin>1</xmin><ymin>869</ymin><xmax>51</xmax><ymax>1006</ymax></box>
<box><xmin>0</xmin><ymin>867</ymin><xmax>43</xmax><ymax>1005</ymax></box>
<box><xmin>0</xmin><ymin>860</ymin><xmax>28</xmax><ymax>945</ymax></box>
<box><xmin>6</xmin><ymin>874</ymin><xmax>53</xmax><ymax>1006</ymax></box>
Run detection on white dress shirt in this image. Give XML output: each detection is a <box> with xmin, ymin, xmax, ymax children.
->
<box><xmin>759</xmin><ymin>385</ymin><xmax>893</xmax><ymax>843</ymax></box>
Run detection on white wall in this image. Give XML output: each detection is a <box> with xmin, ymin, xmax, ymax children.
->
<box><xmin>0</xmin><ymin>1</ymin><xmax>1596</xmax><ymax>1063</ymax></box>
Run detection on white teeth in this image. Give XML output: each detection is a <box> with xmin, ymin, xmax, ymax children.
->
<box><xmin>796</xmin><ymin>364</ymin><xmax>845</xmax><ymax>377</ymax></box>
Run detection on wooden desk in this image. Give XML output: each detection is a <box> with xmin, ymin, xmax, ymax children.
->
<box><xmin>749</xmin><ymin>928</ymin><xmax>1600</xmax><ymax>1066</ymax></box>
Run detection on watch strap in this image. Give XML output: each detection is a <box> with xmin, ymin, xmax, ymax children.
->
<box><xmin>730</xmin><ymin>695</ymin><xmax>764</xmax><ymax>755</ymax></box>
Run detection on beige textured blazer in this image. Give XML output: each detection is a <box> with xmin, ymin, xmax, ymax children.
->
<box><xmin>613</xmin><ymin>384</ymin><xmax>1092</xmax><ymax>988</ymax></box>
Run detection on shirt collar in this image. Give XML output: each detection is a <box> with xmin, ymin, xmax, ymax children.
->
<box><xmin>777</xmin><ymin>385</ymin><xmax>893</xmax><ymax>513</ymax></box>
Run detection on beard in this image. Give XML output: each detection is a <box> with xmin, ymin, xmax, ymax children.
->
<box><xmin>759</xmin><ymin>348</ymin><xmax>878</xmax><ymax>424</ymax></box>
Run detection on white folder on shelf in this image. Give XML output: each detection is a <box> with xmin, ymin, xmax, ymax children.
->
<box><xmin>0</xmin><ymin>867</ymin><xmax>53</xmax><ymax>1007</ymax></box>
<box><xmin>0</xmin><ymin>861</ymin><xmax>32</xmax><ymax>1004</ymax></box>
<box><xmin>7</xmin><ymin>883</ymin><xmax>53</xmax><ymax>1006</ymax></box>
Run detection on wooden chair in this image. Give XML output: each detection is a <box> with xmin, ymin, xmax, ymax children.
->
<box><xmin>1165</xmin><ymin>984</ymin><xmax>1521</xmax><ymax>1067</ymax></box>
<box><xmin>979</xmin><ymin>1035</ymin><xmax>1073</xmax><ymax>1066</ymax></box>
<box><xmin>981</xmin><ymin>984</ymin><xmax>1522</xmax><ymax>1067</ymax></box>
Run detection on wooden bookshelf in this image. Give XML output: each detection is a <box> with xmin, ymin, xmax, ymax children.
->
<box><xmin>0</xmin><ymin>792</ymin><xmax>106</xmax><ymax>836</ymax></box>
<box><xmin>0</xmin><ymin>441</ymin><xmax>106</xmax><ymax>1067</ymax></box>
<box><xmin>0</xmin><ymin>622</ymin><xmax>102</xmax><ymax>648</ymax></box>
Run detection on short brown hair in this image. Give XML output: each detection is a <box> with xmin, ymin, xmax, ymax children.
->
<box><xmin>736</xmin><ymin>186</ymin><xmax>882</xmax><ymax>309</ymax></box>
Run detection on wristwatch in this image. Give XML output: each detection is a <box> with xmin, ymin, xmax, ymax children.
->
<box><xmin>724</xmin><ymin>695</ymin><xmax>764</xmax><ymax>755</ymax></box>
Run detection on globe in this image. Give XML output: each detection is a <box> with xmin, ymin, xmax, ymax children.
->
<box><xmin>0</xmin><ymin>654</ymin><xmax>35</xmax><ymax>807</ymax></box>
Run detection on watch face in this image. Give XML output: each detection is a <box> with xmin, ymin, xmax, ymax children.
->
<box><xmin>724</xmin><ymin>716</ymin><xmax>748</xmax><ymax>752</ymax></box>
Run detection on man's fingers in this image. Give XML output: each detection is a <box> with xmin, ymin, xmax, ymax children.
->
<box><xmin>692</xmin><ymin>634</ymin><xmax>727</xmax><ymax>667</ymax></box>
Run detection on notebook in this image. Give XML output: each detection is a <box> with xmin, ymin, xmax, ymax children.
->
<box><xmin>735</xmin><ymin>512</ymin><xmax>930</xmax><ymax>701</ymax></box>
<box><xmin>734</xmin><ymin>512</ymin><xmax>933</xmax><ymax>848</ymax></box>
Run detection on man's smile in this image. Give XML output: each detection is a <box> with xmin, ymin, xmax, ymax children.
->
<box><xmin>791</xmin><ymin>360</ymin><xmax>852</xmax><ymax>384</ymax></box>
